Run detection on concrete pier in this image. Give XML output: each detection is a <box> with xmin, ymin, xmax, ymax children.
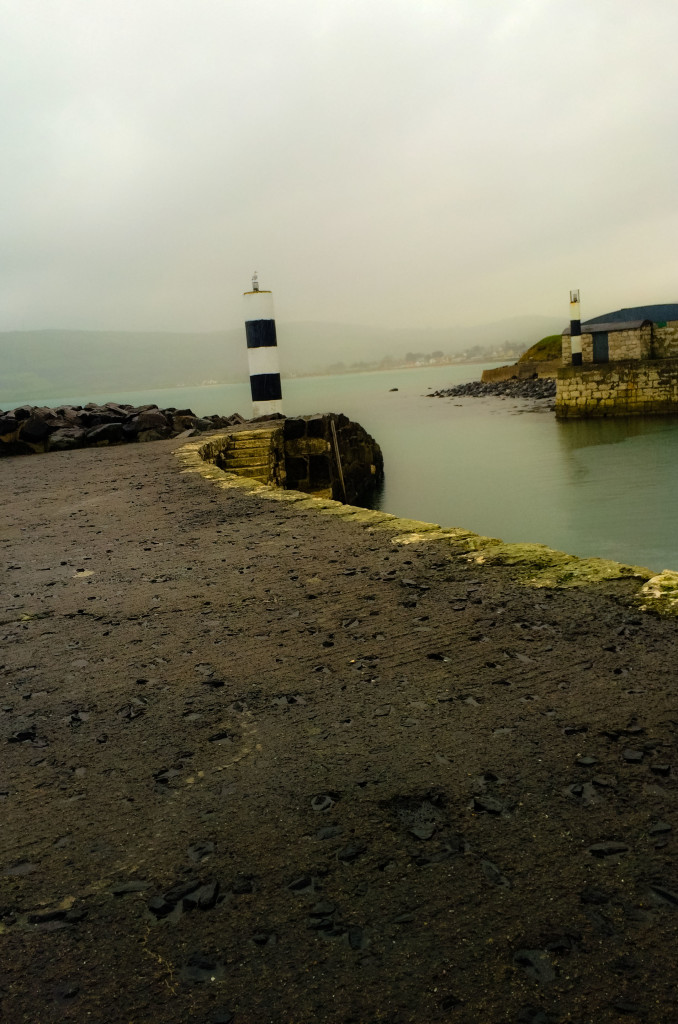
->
<box><xmin>1</xmin><ymin>437</ymin><xmax>677</xmax><ymax>1023</ymax></box>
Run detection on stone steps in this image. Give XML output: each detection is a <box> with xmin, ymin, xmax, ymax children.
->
<box><xmin>217</xmin><ymin>427</ymin><xmax>279</xmax><ymax>483</ymax></box>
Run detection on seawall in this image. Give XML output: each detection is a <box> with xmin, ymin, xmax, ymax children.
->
<box><xmin>481</xmin><ymin>358</ymin><xmax>561</xmax><ymax>383</ymax></box>
<box><xmin>557</xmin><ymin>358</ymin><xmax>678</xmax><ymax>418</ymax></box>
<box><xmin>200</xmin><ymin>413</ymin><xmax>383</xmax><ymax>505</ymax></box>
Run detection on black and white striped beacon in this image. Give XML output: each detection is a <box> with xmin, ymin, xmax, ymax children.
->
<box><xmin>243</xmin><ymin>272</ymin><xmax>283</xmax><ymax>418</ymax></box>
<box><xmin>570</xmin><ymin>289</ymin><xmax>582</xmax><ymax>366</ymax></box>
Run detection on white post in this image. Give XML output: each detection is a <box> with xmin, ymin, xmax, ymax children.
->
<box><xmin>243</xmin><ymin>273</ymin><xmax>283</xmax><ymax>418</ymax></box>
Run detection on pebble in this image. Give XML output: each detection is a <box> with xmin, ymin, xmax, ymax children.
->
<box><xmin>208</xmin><ymin>731</ymin><xmax>233</xmax><ymax>744</ymax></box>
<box><xmin>188</xmin><ymin>841</ymin><xmax>215</xmax><ymax>863</ymax></box>
<box><xmin>580</xmin><ymin>886</ymin><xmax>610</xmax><ymax>905</ymax></box>
<box><xmin>512</xmin><ymin>949</ymin><xmax>556</xmax><ymax>985</ymax></box>
<box><xmin>27</xmin><ymin>909</ymin><xmax>69</xmax><ymax>925</ymax></box>
<box><xmin>309</xmin><ymin>900</ymin><xmax>336</xmax><ymax>917</ymax></box>
<box><xmin>311</xmin><ymin>794</ymin><xmax>334</xmax><ymax>812</ymax></box>
<box><xmin>337</xmin><ymin>843</ymin><xmax>366</xmax><ymax>863</ymax></box>
<box><xmin>110</xmin><ymin>880</ymin><xmax>149</xmax><ymax>896</ymax></box>
<box><xmin>148</xmin><ymin>895</ymin><xmax>174</xmax><ymax>919</ymax></box>
<box><xmin>622</xmin><ymin>748</ymin><xmax>644</xmax><ymax>763</ymax></box>
<box><xmin>211</xmin><ymin>1011</ymin><xmax>234</xmax><ymax>1024</ymax></box>
<box><xmin>231</xmin><ymin>875</ymin><xmax>254</xmax><ymax>894</ymax></box>
<box><xmin>649</xmin><ymin>884</ymin><xmax>678</xmax><ymax>907</ymax></box>
<box><xmin>308</xmin><ymin>916</ymin><xmax>334</xmax><ymax>931</ymax></box>
<box><xmin>516</xmin><ymin>1007</ymin><xmax>550</xmax><ymax>1024</ymax></box>
<box><xmin>592</xmin><ymin>775</ymin><xmax>617</xmax><ymax>788</ymax></box>
<box><xmin>612</xmin><ymin>1000</ymin><xmax>647</xmax><ymax>1017</ymax></box>
<box><xmin>288</xmin><ymin>874</ymin><xmax>314</xmax><ymax>892</ymax></box>
<box><xmin>180</xmin><ymin>953</ymin><xmax>226</xmax><ymax>983</ymax></box>
<box><xmin>481</xmin><ymin>859</ymin><xmax>511</xmax><ymax>888</ymax></box>
<box><xmin>164</xmin><ymin>878</ymin><xmax>202</xmax><ymax>903</ymax></box>
<box><xmin>7</xmin><ymin>727</ymin><xmax>37</xmax><ymax>744</ymax></box>
<box><xmin>316</xmin><ymin>825</ymin><xmax>343</xmax><ymax>840</ymax></box>
<box><xmin>588</xmin><ymin>841</ymin><xmax>629</xmax><ymax>858</ymax></box>
<box><xmin>183</xmin><ymin>880</ymin><xmax>219</xmax><ymax>911</ymax></box>
<box><xmin>4</xmin><ymin>861</ymin><xmax>38</xmax><ymax>876</ymax></box>
<box><xmin>473</xmin><ymin>795</ymin><xmax>504</xmax><ymax>815</ymax></box>
<box><xmin>410</xmin><ymin>823</ymin><xmax>436</xmax><ymax>840</ymax></box>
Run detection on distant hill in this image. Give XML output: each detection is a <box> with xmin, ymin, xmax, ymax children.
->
<box><xmin>0</xmin><ymin>315</ymin><xmax>564</xmax><ymax>404</ymax></box>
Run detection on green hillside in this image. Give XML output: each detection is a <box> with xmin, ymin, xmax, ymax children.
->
<box><xmin>518</xmin><ymin>334</ymin><xmax>562</xmax><ymax>362</ymax></box>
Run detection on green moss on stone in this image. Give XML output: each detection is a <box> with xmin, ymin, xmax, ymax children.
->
<box><xmin>636</xmin><ymin>571</ymin><xmax>678</xmax><ymax>615</ymax></box>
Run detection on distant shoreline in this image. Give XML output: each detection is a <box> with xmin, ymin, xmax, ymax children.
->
<box><xmin>1</xmin><ymin>359</ymin><xmax>505</xmax><ymax>408</ymax></box>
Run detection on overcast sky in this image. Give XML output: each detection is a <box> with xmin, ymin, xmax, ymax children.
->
<box><xmin>2</xmin><ymin>0</ymin><xmax>678</xmax><ymax>333</ymax></box>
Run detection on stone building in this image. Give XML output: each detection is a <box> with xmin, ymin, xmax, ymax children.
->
<box><xmin>561</xmin><ymin>303</ymin><xmax>678</xmax><ymax>364</ymax></box>
<box><xmin>557</xmin><ymin>303</ymin><xmax>678</xmax><ymax>418</ymax></box>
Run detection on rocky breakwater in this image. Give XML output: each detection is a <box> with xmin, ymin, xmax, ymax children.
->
<box><xmin>429</xmin><ymin>377</ymin><xmax>556</xmax><ymax>401</ymax></box>
<box><xmin>0</xmin><ymin>402</ymin><xmax>245</xmax><ymax>456</ymax></box>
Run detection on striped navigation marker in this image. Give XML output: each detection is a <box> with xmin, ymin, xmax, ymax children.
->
<box><xmin>570</xmin><ymin>289</ymin><xmax>582</xmax><ymax>366</ymax></box>
<box><xmin>243</xmin><ymin>272</ymin><xmax>283</xmax><ymax>418</ymax></box>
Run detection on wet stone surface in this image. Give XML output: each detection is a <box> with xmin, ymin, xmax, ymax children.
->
<box><xmin>1</xmin><ymin>436</ymin><xmax>677</xmax><ymax>1023</ymax></box>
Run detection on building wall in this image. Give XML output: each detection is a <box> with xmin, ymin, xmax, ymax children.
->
<box><xmin>561</xmin><ymin>333</ymin><xmax>594</xmax><ymax>363</ymax></box>
<box><xmin>561</xmin><ymin>325</ymin><xmax>651</xmax><ymax>364</ymax></box>
<box><xmin>556</xmin><ymin>359</ymin><xmax>678</xmax><ymax>418</ymax></box>
<box><xmin>652</xmin><ymin>321</ymin><xmax>678</xmax><ymax>358</ymax></box>
<box><xmin>609</xmin><ymin>325</ymin><xmax>651</xmax><ymax>360</ymax></box>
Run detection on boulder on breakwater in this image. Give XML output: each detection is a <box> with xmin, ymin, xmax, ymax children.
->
<box><xmin>0</xmin><ymin>402</ymin><xmax>246</xmax><ymax>456</ymax></box>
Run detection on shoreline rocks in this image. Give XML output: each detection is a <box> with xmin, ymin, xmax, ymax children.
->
<box><xmin>428</xmin><ymin>377</ymin><xmax>556</xmax><ymax>401</ymax></box>
<box><xmin>0</xmin><ymin>402</ymin><xmax>245</xmax><ymax>456</ymax></box>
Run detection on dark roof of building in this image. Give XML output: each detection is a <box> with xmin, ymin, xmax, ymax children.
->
<box><xmin>584</xmin><ymin>303</ymin><xmax>678</xmax><ymax>325</ymax></box>
<box><xmin>562</xmin><ymin>319</ymin><xmax>650</xmax><ymax>336</ymax></box>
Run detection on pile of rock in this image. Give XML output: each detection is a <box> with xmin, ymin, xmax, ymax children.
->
<box><xmin>428</xmin><ymin>377</ymin><xmax>556</xmax><ymax>401</ymax></box>
<box><xmin>0</xmin><ymin>402</ymin><xmax>245</xmax><ymax>456</ymax></box>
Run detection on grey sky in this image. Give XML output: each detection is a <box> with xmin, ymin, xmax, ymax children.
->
<box><xmin>2</xmin><ymin>0</ymin><xmax>678</xmax><ymax>333</ymax></box>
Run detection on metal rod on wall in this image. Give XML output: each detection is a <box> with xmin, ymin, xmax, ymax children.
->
<box><xmin>330</xmin><ymin>417</ymin><xmax>348</xmax><ymax>502</ymax></box>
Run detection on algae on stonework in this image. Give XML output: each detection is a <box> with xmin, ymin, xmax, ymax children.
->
<box><xmin>636</xmin><ymin>570</ymin><xmax>678</xmax><ymax>615</ymax></box>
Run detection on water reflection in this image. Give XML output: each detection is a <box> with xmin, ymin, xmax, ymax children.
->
<box><xmin>556</xmin><ymin>415</ymin><xmax>678</xmax><ymax>450</ymax></box>
<box><xmin>552</xmin><ymin>413</ymin><xmax>678</xmax><ymax>569</ymax></box>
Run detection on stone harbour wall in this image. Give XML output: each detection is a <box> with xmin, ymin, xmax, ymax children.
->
<box><xmin>481</xmin><ymin>359</ymin><xmax>560</xmax><ymax>383</ymax></box>
<box><xmin>201</xmin><ymin>413</ymin><xmax>384</xmax><ymax>507</ymax></box>
<box><xmin>556</xmin><ymin>359</ymin><xmax>678</xmax><ymax>418</ymax></box>
<box><xmin>283</xmin><ymin>413</ymin><xmax>383</xmax><ymax>504</ymax></box>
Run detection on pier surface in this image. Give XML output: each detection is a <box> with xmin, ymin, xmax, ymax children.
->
<box><xmin>1</xmin><ymin>438</ymin><xmax>677</xmax><ymax>1024</ymax></box>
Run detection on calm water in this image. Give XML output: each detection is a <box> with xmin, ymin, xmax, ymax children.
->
<box><xmin>7</xmin><ymin>365</ymin><xmax>678</xmax><ymax>572</ymax></box>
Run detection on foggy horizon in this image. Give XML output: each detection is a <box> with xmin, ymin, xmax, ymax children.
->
<box><xmin>3</xmin><ymin>1</ymin><xmax>678</xmax><ymax>336</ymax></box>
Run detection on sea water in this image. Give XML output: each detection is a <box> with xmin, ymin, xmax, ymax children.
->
<box><xmin>6</xmin><ymin>364</ymin><xmax>678</xmax><ymax>573</ymax></box>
